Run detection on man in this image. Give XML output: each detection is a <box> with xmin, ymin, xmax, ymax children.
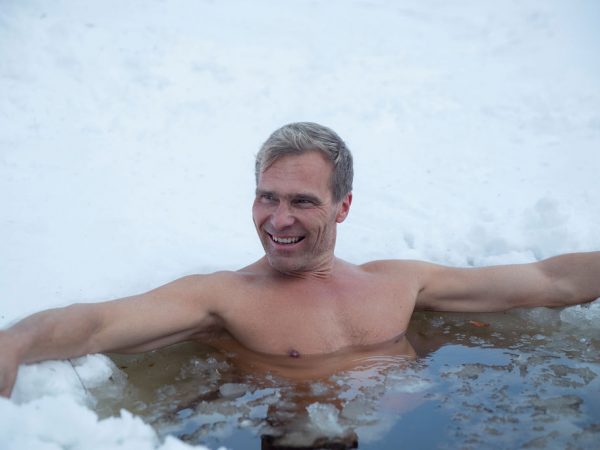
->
<box><xmin>1</xmin><ymin>122</ymin><xmax>599</xmax><ymax>398</ymax></box>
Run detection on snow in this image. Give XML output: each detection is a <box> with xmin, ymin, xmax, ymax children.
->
<box><xmin>1</xmin><ymin>0</ymin><xmax>599</xmax><ymax>448</ymax></box>
<box><xmin>0</xmin><ymin>395</ymin><xmax>201</xmax><ymax>450</ymax></box>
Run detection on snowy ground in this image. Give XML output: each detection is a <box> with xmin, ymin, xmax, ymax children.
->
<box><xmin>1</xmin><ymin>0</ymin><xmax>599</xmax><ymax>448</ymax></box>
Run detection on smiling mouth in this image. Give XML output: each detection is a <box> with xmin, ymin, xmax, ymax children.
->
<box><xmin>269</xmin><ymin>233</ymin><xmax>305</xmax><ymax>245</ymax></box>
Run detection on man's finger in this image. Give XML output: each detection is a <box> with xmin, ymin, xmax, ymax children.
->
<box><xmin>0</xmin><ymin>369</ymin><xmax>17</xmax><ymax>398</ymax></box>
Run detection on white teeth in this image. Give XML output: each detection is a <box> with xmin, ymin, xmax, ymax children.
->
<box><xmin>271</xmin><ymin>235</ymin><xmax>301</xmax><ymax>244</ymax></box>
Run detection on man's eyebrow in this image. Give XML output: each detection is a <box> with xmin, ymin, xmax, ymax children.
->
<box><xmin>255</xmin><ymin>188</ymin><xmax>273</xmax><ymax>196</ymax></box>
<box><xmin>294</xmin><ymin>193</ymin><xmax>322</xmax><ymax>203</ymax></box>
<box><xmin>255</xmin><ymin>189</ymin><xmax>321</xmax><ymax>203</ymax></box>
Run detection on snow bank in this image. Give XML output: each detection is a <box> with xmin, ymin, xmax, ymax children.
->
<box><xmin>0</xmin><ymin>396</ymin><xmax>203</xmax><ymax>450</ymax></box>
<box><xmin>2</xmin><ymin>356</ymin><xmax>210</xmax><ymax>450</ymax></box>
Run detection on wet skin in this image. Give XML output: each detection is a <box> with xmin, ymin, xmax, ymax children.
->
<box><xmin>210</xmin><ymin>332</ymin><xmax>417</xmax><ymax>381</ymax></box>
<box><xmin>216</xmin><ymin>257</ymin><xmax>419</xmax><ymax>356</ymax></box>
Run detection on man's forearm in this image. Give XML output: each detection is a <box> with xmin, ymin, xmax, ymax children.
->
<box><xmin>0</xmin><ymin>303</ymin><xmax>104</xmax><ymax>397</ymax></box>
<box><xmin>4</xmin><ymin>303</ymin><xmax>103</xmax><ymax>365</ymax></box>
<box><xmin>539</xmin><ymin>251</ymin><xmax>600</xmax><ymax>306</ymax></box>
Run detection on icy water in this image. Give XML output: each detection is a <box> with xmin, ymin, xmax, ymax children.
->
<box><xmin>97</xmin><ymin>307</ymin><xmax>600</xmax><ymax>449</ymax></box>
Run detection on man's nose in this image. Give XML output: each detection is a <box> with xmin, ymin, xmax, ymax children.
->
<box><xmin>270</xmin><ymin>202</ymin><xmax>295</xmax><ymax>229</ymax></box>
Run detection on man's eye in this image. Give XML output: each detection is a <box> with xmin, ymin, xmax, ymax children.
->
<box><xmin>295</xmin><ymin>199</ymin><xmax>314</xmax><ymax>206</ymax></box>
<box><xmin>260</xmin><ymin>194</ymin><xmax>275</xmax><ymax>201</ymax></box>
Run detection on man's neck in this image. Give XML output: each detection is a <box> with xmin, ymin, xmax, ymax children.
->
<box><xmin>266</xmin><ymin>255</ymin><xmax>342</xmax><ymax>281</ymax></box>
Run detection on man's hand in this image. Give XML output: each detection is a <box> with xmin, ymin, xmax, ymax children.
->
<box><xmin>415</xmin><ymin>252</ymin><xmax>600</xmax><ymax>312</ymax></box>
<box><xmin>0</xmin><ymin>331</ymin><xmax>22</xmax><ymax>397</ymax></box>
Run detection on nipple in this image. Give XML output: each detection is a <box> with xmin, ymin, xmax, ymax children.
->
<box><xmin>288</xmin><ymin>349</ymin><xmax>300</xmax><ymax>358</ymax></box>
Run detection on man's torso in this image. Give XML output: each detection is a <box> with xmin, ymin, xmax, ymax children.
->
<box><xmin>207</xmin><ymin>258</ymin><xmax>420</xmax><ymax>356</ymax></box>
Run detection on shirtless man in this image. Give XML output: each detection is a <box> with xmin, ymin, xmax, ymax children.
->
<box><xmin>1</xmin><ymin>122</ymin><xmax>599</xmax><ymax>398</ymax></box>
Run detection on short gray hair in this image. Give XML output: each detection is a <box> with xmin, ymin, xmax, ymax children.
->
<box><xmin>255</xmin><ymin>122</ymin><xmax>353</xmax><ymax>202</ymax></box>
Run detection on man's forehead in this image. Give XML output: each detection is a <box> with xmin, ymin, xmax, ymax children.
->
<box><xmin>256</xmin><ymin>151</ymin><xmax>334</xmax><ymax>198</ymax></box>
<box><xmin>257</xmin><ymin>172</ymin><xmax>331</xmax><ymax>199</ymax></box>
<box><xmin>259</xmin><ymin>152</ymin><xmax>332</xmax><ymax>179</ymax></box>
<box><xmin>256</xmin><ymin>173</ymin><xmax>328</xmax><ymax>197</ymax></box>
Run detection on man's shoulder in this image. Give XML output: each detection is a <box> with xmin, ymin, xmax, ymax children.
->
<box><xmin>184</xmin><ymin>269</ymin><xmax>261</xmax><ymax>286</ymax></box>
<box><xmin>167</xmin><ymin>270</ymin><xmax>257</xmax><ymax>299</ymax></box>
<box><xmin>184</xmin><ymin>260</ymin><xmax>274</xmax><ymax>291</ymax></box>
<box><xmin>359</xmin><ymin>258</ymin><xmax>427</xmax><ymax>275</ymax></box>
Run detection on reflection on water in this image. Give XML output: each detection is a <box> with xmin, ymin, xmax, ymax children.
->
<box><xmin>95</xmin><ymin>305</ymin><xmax>600</xmax><ymax>449</ymax></box>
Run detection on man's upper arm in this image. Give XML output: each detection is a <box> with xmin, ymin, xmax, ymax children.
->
<box><xmin>89</xmin><ymin>272</ymin><xmax>231</xmax><ymax>353</ymax></box>
<box><xmin>413</xmin><ymin>261</ymin><xmax>561</xmax><ymax>313</ymax></box>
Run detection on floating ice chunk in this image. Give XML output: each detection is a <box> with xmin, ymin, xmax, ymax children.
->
<box><xmin>447</xmin><ymin>364</ymin><xmax>485</xmax><ymax>380</ymax></box>
<box><xmin>531</xmin><ymin>395</ymin><xmax>583</xmax><ymax>415</ymax></box>
<box><xmin>340</xmin><ymin>398</ymin><xmax>374</xmax><ymax>421</ymax></box>
<box><xmin>549</xmin><ymin>364</ymin><xmax>597</xmax><ymax>387</ymax></box>
<box><xmin>560</xmin><ymin>299</ymin><xmax>600</xmax><ymax>332</ymax></box>
<box><xmin>156</xmin><ymin>384</ymin><xmax>177</xmax><ymax>401</ymax></box>
<box><xmin>310</xmin><ymin>381</ymin><xmax>329</xmax><ymax>395</ymax></box>
<box><xmin>386</xmin><ymin>374</ymin><xmax>432</xmax><ymax>393</ymax></box>
<box><xmin>306</xmin><ymin>402</ymin><xmax>346</xmax><ymax>435</ymax></box>
<box><xmin>239</xmin><ymin>418</ymin><xmax>254</xmax><ymax>428</ymax></box>
<box><xmin>219</xmin><ymin>382</ymin><xmax>248</xmax><ymax>398</ymax></box>
<box><xmin>515</xmin><ymin>306</ymin><xmax>562</xmax><ymax>327</ymax></box>
<box><xmin>179</xmin><ymin>356</ymin><xmax>230</xmax><ymax>379</ymax></box>
<box><xmin>275</xmin><ymin>402</ymin><xmax>354</xmax><ymax>448</ymax></box>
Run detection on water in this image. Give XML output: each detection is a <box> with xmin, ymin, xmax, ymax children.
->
<box><xmin>94</xmin><ymin>306</ymin><xmax>600</xmax><ymax>449</ymax></box>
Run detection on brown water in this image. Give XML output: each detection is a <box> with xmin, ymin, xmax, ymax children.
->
<box><xmin>94</xmin><ymin>306</ymin><xmax>600</xmax><ymax>449</ymax></box>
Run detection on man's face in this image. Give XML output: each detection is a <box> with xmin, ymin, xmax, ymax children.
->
<box><xmin>252</xmin><ymin>151</ymin><xmax>351</xmax><ymax>275</ymax></box>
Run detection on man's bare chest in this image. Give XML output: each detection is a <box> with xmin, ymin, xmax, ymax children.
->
<box><xmin>222</xmin><ymin>278</ymin><xmax>416</xmax><ymax>355</ymax></box>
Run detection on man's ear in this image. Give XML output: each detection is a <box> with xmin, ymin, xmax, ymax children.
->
<box><xmin>335</xmin><ymin>192</ymin><xmax>352</xmax><ymax>223</ymax></box>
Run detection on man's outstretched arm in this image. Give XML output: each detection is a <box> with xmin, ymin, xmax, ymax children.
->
<box><xmin>414</xmin><ymin>251</ymin><xmax>600</xmax><ymax>312</ymax></box>
<box><xmin>0</xmin><ymin>273</ymin><xmax>229</xmax><ymax>398</ymax></box>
